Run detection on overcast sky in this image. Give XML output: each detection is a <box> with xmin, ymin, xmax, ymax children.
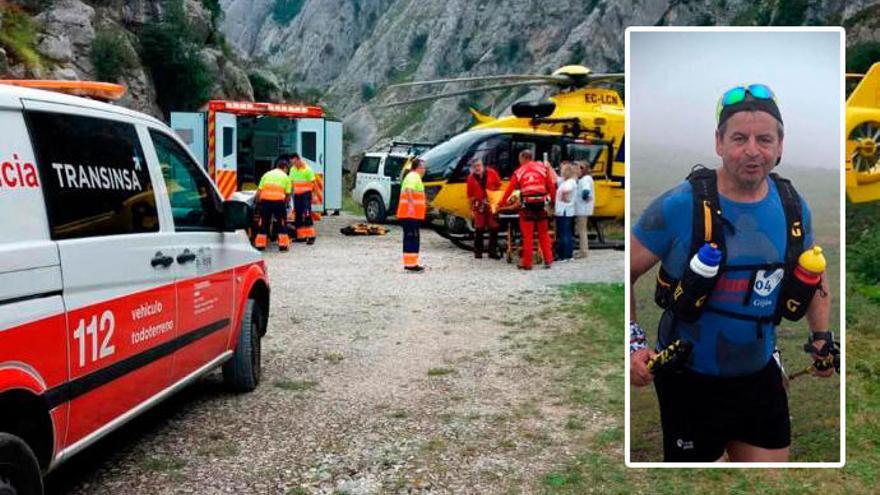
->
<box><xmin>629</xmin><ymin>30</ymin><xmax>841</xmax><ymax>174</ymax></box>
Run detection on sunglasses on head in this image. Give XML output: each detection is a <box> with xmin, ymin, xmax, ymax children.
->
<box><xmin>716</xmin><ymin>84</ymin><xmax>776</xmax><ymax>122</ymax></box>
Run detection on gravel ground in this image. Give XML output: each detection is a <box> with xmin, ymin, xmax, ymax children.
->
<box><xmin>47</xmin><ymin>212</ymin><xmax>623</xmax><ymax>495</ymax></box>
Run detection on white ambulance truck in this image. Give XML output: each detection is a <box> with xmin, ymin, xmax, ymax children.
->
<box><xmin>171</xmin><ymin>101</ymin><xmax>343</xmax><ymax>213</ymax></box>
<box><xmin>0</xmin><ymin>82</ymin><xmax>270</xmax><ymax>495</ymax></box>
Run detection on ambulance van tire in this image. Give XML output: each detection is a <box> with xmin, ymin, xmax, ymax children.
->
<box><xmin>364</xmin><ymin>192</ymin><xmax>387</xmax><ymax>224</ymax></box>
<box><xmin>223</xmin><ymin>298</ymin><xmax>263</xmax><ymax>393</ymax></box>
<box><xmin>0</xmin><ymin>433</ymin><xmax>42</xmax><ymax>495</ymax></box>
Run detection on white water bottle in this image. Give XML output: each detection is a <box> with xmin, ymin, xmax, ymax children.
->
<box><xmin>672</xmin><ymin>242</ymin><xmax>721</xmax><ymax>322</ymax></box>
<box><xmin>689</xmin><ymin>242</ymin><xmax>721</xmax><ymax>278</ymax></box>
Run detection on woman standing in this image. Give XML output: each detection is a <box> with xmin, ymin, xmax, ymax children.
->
<box><xmin>574</xmin><ymin>160</ymin><xmax>595</xmax><ymax>258</ymax></box>
<box><xmin>397</xmin><ymin>159</ymin><xmax>428</xmax><ymax>272</ymax></box>
<box><xmin>555</xmin><ymin>162</ymin><xmax>578</xmax><ymax>262</ymax></box>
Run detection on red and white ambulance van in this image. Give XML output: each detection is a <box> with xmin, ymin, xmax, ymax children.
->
<box><xmin>0</xmin><ymin>82</ymin><xmax>270</xmax><ymax>494</ymax></box>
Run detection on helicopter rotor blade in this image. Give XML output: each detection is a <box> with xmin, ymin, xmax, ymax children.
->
<box><xmin>387</xmin><ymin>72</ymin><xmax>626</xmax><ymax>91</ymax></box>
<box><xmin>377</xmin><ymin>81</ymin><xmax>555</xmax><ymax>108</ymax></box>
<box><xmin>587</xmin><ymin>73</ymin><xmax>625</xmax><ymax>83</ymax></box>
<box><xmin>387</xmin><ymin>74</ymin><xmax>569</xmax><ymax>90</ymax></box>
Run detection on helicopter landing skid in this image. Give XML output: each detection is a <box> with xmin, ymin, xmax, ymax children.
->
<box><xmin>588</xmin><ymin>217</ymin><xmax>625</xmax><ymax>251</ymax></box>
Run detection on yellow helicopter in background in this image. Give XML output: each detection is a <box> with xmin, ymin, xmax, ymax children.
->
<box><xmin>845</xmin><ymin>62</ymin><xmax>880</xmax><ymax>203</ymax></box>
<box><xmin>379</xmin><ymin>65</ymin><xmax>625</xmax><ymax>248</ymax></box>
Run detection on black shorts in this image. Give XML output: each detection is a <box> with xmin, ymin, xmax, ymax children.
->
<box><xmin>654</xmin><ymin>358</ymin><xmax>790</xmax><ymax>462</ymax></box>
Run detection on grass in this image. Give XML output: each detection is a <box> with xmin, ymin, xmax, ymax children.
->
<box><xmin>388</xmin><ymin>409</ymin><xmax>409</xmax><ymax>419</ymax></box>
<box><xmin>531</xmin><ymin>283</ymin><xmax>631</xmax><ymax>493</ymax></box>
<box><xmin>340</xmin><ymin>174</ymin><xmax>364</xmax><ymax>216</ymax></box>
<box><xmin>602</xmin><ymin>219</ymin><xmax>625</xmax><ymax>241</ymax></box>
<box><xmin>196</xmin><ymin>439</ymin><xmax>238</xmax><ymax>458</ymax></box>
<box><xmin>324</xmin><ymin>351</ymin><xmax>345</xmax><ymax>364</ymax></box>
<box><xmin>421</xmin><ymin>436</ymin><xmax>447</xmax><ymax>452</ymax></box>
<box><xmin>139</xmin><ymin>454</ymin><xmax>186</xmax><ymax>473</ymax></box>
<box><xmin>273</xmin><ymin>379</ymin><xmax>318</xmax><ymax>392</ymax></box>
<box><xmin>427</xmin><ymin>367</ymin><xmax>455</xmax><ymax>376</ymax></box>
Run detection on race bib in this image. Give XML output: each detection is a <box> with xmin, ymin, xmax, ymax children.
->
<box><xmin>753</xmin><ymin>268</ymin><xmax>784</xmax><ymax>297</ymax></box>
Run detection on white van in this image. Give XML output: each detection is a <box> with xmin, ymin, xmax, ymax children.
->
<box><xmin>0</xmin><ymin>83</ymin><xmax>270</xmax><ymax>494</ymax></box>
<box><xmin>351</xmin><ymin>141</ymin><xmax>433</xmax><ymax>223</ymax></box>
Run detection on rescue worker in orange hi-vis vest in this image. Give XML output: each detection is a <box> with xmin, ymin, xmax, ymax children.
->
<box><xmin>289</xmin><ymin>152</ymin><xmax>318</xmax><ymax>245</ymax></box>
<box><xmin>255</xmin><ymin>155</ymin><xmax>292</xmax><ymax>251</ymax></box>
<box><xmin>499</xmin><ymin>149</ymin><xmax>557</xmax><ymax>270</ymax></box>
<box><xmin>398</xmin><ymin>158</ymin><xmax>428</xmax><ymax>272</ymax></box>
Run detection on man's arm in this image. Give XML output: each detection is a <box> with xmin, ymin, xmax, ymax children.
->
<box><xmin>466</xmin><ymin>175</ymin><xmax>477</xmax><ymax>202</ymax></box>
<box><xmin>255</xmin><ymin>175</ymin><xmax>265</xmax><ymax>203</ymax></box>
<box><xmin>806</xmin><ymin>274</ymin><xmax>834</xmax><ymax>377</ymax></box>
<box><xmin>499</xmin><ymin>173</ymin><xmax>518</xmax><ymax>205</ymax></box>
<box><xmin>546</xmin><ymin>170</ymin><xmax>556</xmax><ymax>200</ymax></box>
<box><xmin>489</xmin><ymin>168</ymin><xmax>502</xmax><ymax>191</ymax></box>
<box><xmin>630</xmin><ymin>235</ymin><xmax>662</xmax><ymax>386</ymax></box>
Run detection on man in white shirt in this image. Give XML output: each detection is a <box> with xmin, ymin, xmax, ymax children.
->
<box><xmin>574</xmin><ymin>161</ymin><xmax>595</xmax><ymax>258</ymax></box>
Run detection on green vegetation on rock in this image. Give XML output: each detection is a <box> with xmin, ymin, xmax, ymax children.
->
<box><xmin>0</xmin><ymin>5</ymin><xmax>43</xmax><ymax>71</ymax></box>
<box><xmin>360</xmin><ymin>82</ymin><xmax>376</xmax><ymax>102</ymax></box>
<box><xmin>847</xmin><ymin>42</ymin><xmax>880</xmax><ymax>74</ymax></box>
<box><xmin>90</xmin><ymin>28</ymin><xmax>137</xmax><ymax>82</ymax></box>
<box><xmin>138</xmin><ymin>0</ymin><xmax>213</xmax><ymax>115</ymax></box>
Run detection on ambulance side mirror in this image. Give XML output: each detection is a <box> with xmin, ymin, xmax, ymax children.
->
<box><xmin>223</xmin><ymin>200</ymin><xmax>251</xmax><ymax>232</ymax></box>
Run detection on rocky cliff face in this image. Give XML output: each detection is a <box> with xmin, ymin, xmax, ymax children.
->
<box><xmin>220</xmin><ymin>0</ymin><xmax>876</xmax><ymax>160</ymax></box>
<box><xmin>5</xmin><ymin>0</ymin><xmax>880</xmax><ymax>159</ymax></box>
<box><xmin>0</xmin><ymin>0</ymin><xmax>253</xmax><ymax>117</ymax></box>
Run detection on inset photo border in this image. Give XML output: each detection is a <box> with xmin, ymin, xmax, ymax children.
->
<box><xmin>624</xmin><ymin>26</ymin><xmax>845</xmax><ymax>468</ymax></box>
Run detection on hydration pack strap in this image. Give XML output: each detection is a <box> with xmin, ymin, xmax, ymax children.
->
<box><xmin>769</xmin><ymin>172</ymin><xmax>805</xmax><ymax>324</ymax></box>
<box><xmin>686</xmin><ymin>166</ymin><xmax>727</xmax><ymax>259</ymax></box>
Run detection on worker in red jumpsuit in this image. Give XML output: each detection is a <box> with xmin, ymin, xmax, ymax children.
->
<box><xmin>466</xmin><ymin>157</ymin><xmax>502</xmax><ymax>259</ymax></box>
<box><xmin>499</xmin><ymin>149</ymin><xmax>556</xmax><ymax>270</ymax></box>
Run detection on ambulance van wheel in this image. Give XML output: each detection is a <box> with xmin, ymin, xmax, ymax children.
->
<box><xmin>0</xmin><ymin>433</ymin><xmax>43</xmax><ymax>495</ymax></box>
<box><xmin>223</xmin><ymin>298</ymin><xmax>263</xmax><ymax>392</ymax></box>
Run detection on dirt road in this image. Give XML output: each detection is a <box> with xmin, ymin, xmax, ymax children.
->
<box><xmin>47</xmin><ymin>212</ymin><xmax>623</xmax><ymax>494</ymax></box>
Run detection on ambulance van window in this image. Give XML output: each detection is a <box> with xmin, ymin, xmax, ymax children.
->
<box><xmin>223</xmin><ymin>127</ymin><xmax>234</xmax><ymax>157</ymax></box>
<box><xmin>26</xmin><ymin>111</ymin><xmax>159</xmax><ymax>240</ymax></box>
<box><xmin>149</xmin><ymin>130</ymin><xmax>224</xmax><ymax>231</ymax></box>
<box><xmin>302</xmin><ymin>131</ymin><xmax>317</xmax><ymax>162</ymax></box>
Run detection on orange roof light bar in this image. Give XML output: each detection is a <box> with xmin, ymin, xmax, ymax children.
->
<box><xmin>0</xmin><ymin>80</ymin><xmax>127</xmax><ymax>101</ymax></box>
<box><xmin>208</xmin><ymin>100</ymin><xmax>324</xmax><ymax>118</ymax></box>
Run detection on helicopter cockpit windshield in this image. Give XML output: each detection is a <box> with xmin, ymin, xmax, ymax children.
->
<box><xmin>420</xmin><ymin>130</ymin><xmax>497</xmax><ymax>181</ymax></box>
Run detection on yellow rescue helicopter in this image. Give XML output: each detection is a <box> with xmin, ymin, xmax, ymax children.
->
<box><xmin>845</xmin><ymin>62</ymin><xmax>880</xmax><ymax>203</ymax></box>
<box><xmin>379</xmin><ymin>65</ymin><xmax>625</xmax><ymax>248</ymax></box>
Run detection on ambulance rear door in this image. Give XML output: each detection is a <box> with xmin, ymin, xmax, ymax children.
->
<box><xmin>297</xmin><ymin>118</ymin><xmax>325</xmax><ymax>209</ymax></box>
<box><xmin>170</xmin><ymin>112</ymin><xmax>206</xmax><ymax>169</ymax></box>
<box><xmin>214</xmin><ymin>112</ymin><xmax>237</xmax><ymax>199</ymax></box>
<box><xmin>324</xmin><ymin>120</ymin><xmax>343</xmax><ymax>211</ymax></box>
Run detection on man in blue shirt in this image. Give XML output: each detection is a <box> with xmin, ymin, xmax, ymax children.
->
<box><xmin>629</xmin><ymin>85</ymin><xmax>834</xmax><ymax>462</ymax></box>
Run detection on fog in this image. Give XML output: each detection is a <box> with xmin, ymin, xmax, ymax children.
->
<box><xmin>629</xmin><ymin>30</ymin><xmax>841</xmax><ymax>173</ymax></box>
